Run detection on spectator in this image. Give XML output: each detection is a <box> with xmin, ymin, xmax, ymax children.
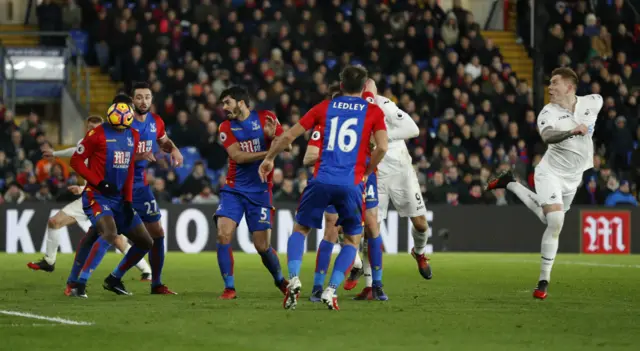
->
<box><xmin>0</xmin><ymin>151</ymin><xmax>10</xmax><ymax>179</ymax></box>
<box><xmin>152</xmin><ymin>178</ymin><xmax>172</xmax><ymax>202</ymax></box>
<box><xmin>35</xmin><ymin>184</ymin><xmax>54</xmax><ymax>202</ymax></box>
<box><xmin>192</xmin><ymin>185</ymin><xmax>220</xmax><ymax>204</ymax></box>
<box><xmin>575</xmin><ymin>176</ymin><xmax>607</xmax><ymax>205</ymax></box>
<box><xmin>592</xmin><ymin>26</ymin><xmax>613</xmax><ymax>60</ymax></box>
<box><xmin>36</xmin><ymin>0</ymin><xmax>62</xmax><ymax>45</ymax></box>
<box><xmin>605</xmin><ymin>180</ymin><xmax>638</xmax><ymax>206</ymax></box>
<box><xmin>274</xmin><ymin>179</ymin><xmax>298</xmax><ymax>202</ymax></box>
<box><xmin>62</xmin><ymin>0</ymin><xmax>82</xmax><ymax>30</ymax></box>
<box><xmin>180</xmin><ymin>161</ymin><xmax>211</xmax><ymax>198</ymax></box>
<box><xmin>4</xmin><ymin>182</ymin><xmax>26</xmax><ymax>204</ymax></box>
<box><xmin>441</xmin><ymin>12</ymin><xmax>460</xmax><ymax>47</ymax></box>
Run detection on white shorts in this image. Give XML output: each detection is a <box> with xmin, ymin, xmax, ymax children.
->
<box><xmin>377</xmin><ymin>165</ymin><xmax>427</xmax><ymax>222</ymax></box>
<box><xmin>61</xmin><ymin>198</ymin><xmax>88</xmax><ymax>222</ymax></box>
<box><xmin>534</xmin><ymin>163</ymin><xmax>582</xmax><ymax>211</ymax></box>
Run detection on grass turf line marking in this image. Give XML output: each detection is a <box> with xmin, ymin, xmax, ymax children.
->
<box><xmin>499</xmin><ymin>259</ymin><xmax>640</xmax><ymax>269</ymax></box>
<box><xmin>0</xmin><ymin>310</ymin><xmax>94</xmax><ymax>326</ymax></box>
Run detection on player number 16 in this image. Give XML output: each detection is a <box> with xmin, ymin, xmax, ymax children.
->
<box><xmin>327</xmin><ymin>117</ymin><xmax>358</xmax><ymax>152</ymax></box>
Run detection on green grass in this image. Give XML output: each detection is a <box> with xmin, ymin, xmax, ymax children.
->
<box><xmin>1</xmin><ymin>253</ymin><xmax>639</xmax><ymax>350</ymax></box>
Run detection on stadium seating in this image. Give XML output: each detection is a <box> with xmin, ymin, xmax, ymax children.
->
<box><xmin>0</xmin><ymin>0</ymin><xmax>637</xmax><ymax>206</ymax></box>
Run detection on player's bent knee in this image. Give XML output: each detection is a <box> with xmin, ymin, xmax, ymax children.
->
<box><xmin>411</xmin><ymin>216</ymin><xmax>428</xmax><ymax>233</ymax></box>
<box><xmin>47</xmin><ymin>217</ymin><xmax>60</xmax><ymax>229</ymax></box>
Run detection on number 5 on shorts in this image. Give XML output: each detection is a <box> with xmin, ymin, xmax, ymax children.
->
<box><xmin>260</xmin><ymin>208</ymin><xmax>268</xmax><ymax>221</ymax></box>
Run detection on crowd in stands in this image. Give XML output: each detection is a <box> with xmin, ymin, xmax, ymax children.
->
<box><xmin>0</xmin><ymin>0</ymin><xmax>638</xmax><ymax>207</ymax></box>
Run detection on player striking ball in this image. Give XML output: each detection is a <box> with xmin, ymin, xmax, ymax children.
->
<box><xmin>27</xmin><ymin>115</ymin><xmax>152</xmax><ymax>283</ymax></box>
<box><xmin>67</xmin><ymin>102</ymin><xmax>153</xmax><ymax>298</ymax></box>
<box><xmin>214</xmin><ymin>86</ymin><xmax>289</xmax><ymax>300</ymax></box>
<box><xmin>486</xmin><ymin>67</ymin><xmax>602</xmax><ymax>300</ymax></box>
<box><xmin>101</xmin><ymin>84</ymin><xmax>182</xmax><ymax>296</ymax></box>
<box><xmin>260</xmin><ymin>65</ymin><xmax>388</xmax><ymax>311</ymax></box>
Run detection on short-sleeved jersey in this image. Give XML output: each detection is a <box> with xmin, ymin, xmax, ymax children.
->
<box><xmin>70</xmin><ymin>123</ymin><xmax>139</xmax><ymax>201</ymax></box>
<box><xmin>131</xmin><ymin>112</ymin><xmax>166</xmax><ymax>187</ymax></box>
<box><xmin>537</xmin><ymin>94</ymin><xmax>603</xmax><ymax>176</ymax></box>
<box><xmin>299</xmin><ymin>96</ymin><xmax>386</xmax><ymax>185</ymax></box>
<box><xmin>219</xmin><ymin>110</ymin><xmax>283</xmax><ymax>193</ymax></box>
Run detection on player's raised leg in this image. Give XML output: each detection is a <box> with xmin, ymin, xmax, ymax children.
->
<box><xmin>486</xmin><ymin>169</ymin><xmax>547</xmax><ymax>224</ymax></box>
<box><xmin>310</xmin><ymin>210</ymin><xmax>339</xmax><ymax>302</ymax></box>
<box><xmin>27</xmin><ymin>210</ymin><xmax>77</xmax><ymax>272</ymax></box>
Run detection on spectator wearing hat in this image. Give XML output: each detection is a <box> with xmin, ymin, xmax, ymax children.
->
<box><xmin>605</xmin><ymin>180</ymin><xmax>638</xmax><ymax>206</ymax></box>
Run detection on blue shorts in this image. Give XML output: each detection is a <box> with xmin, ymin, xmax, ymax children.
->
<box><xmin>296</xmin><ymin>180</ymin><xmax>365</xmax><ymax>235</ymax></box>
<box><xmin>132</xmin><ymin>185</ymin><xmax>161</xmax><ymax>223</ymax></box>
<box><xmin>82</xmin><ymin>191</ymin><xmax>143</xmax><ymax>234</ymax></box>
<box><xmin>325</xmin><ymin>173</ymin><xmax>378</xmax><ymax>214</ymax></box>
<box><xmin>215</xmin><ymin>189</ymin><xmax>273</xmax><ymax>232</ymax></box>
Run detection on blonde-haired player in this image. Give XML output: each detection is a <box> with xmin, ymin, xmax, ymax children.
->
<box><xmin>27</xmin><ymin>115</ymin><xmax>152</xmax><ymax>287</ymax></box>
<box><xmin>486</xmin><ymin>67</ymin><xmax>602</xmax><ymax>299</ymax></box>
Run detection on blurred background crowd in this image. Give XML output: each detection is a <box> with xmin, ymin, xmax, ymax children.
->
<box><xmin>0</xmin><ymin>0</ymin><xmax>638</xmax><ymax>207</ymax></box>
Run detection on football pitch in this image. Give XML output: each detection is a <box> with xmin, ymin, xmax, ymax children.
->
<box><xmin>1</xmin><ymin>253</ymin><xmax>639</xmax><ymax>351</ymax></box>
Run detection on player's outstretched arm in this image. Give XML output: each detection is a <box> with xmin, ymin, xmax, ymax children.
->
<box><xmin>50</xmin><ymin>146</ymin><xmax>77</xmax><ymax>158</ymax></box>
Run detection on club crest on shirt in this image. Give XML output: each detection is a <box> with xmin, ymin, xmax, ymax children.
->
<box><xmin>150</xmin><ymin>123</ymin><xmax>157</xmax><ymax>133</ymax></box>
<box><xmin>251</xmin><ymin>120</ymin><xmax>260</xmax><ymax>131</ymax></box>
<box><xmin>127</xmin><ymin>137</ymin><xmax>133</xmax><ymax>147</ymax></box>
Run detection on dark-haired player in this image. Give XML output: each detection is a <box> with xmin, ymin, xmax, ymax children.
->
<box><xmin>102</xmin><ymin>83</ymin><xmax>183</xmax><ymax>295</ymax></box>
<box><xmin>214</xmin><ymin>86</ymin><xmax>289</xmax><ymax>300</ymax></box>
<box><xmin>68</xmin><ymin>103</ymin><xmax>153</xmax><ymax>298</ymax></box>
<box><xmin>259</xmin><ymin>65</ymin><xmax>388</xmax><ymax>310</ymax></box>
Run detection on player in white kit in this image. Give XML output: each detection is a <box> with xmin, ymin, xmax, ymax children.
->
<box><xmin>348</xmin><ymin>80</ymin><xmax>433</xmax><ymax>300</ymax></box>
<box><xmin>486</xmin><ymin>67</ymin><xmax>602</xmax><ymax>300</ymax></box>
<box><xmin>26</xmin><ymin>115</ymin><xmax>152</xmax><ymax>280</ymax></box>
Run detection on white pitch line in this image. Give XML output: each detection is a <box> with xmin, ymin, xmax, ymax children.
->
<box><xmin>500</xmin><ymin>259</ymin><xmax>640</xmax><ymax>269</ymax></box>
<box><xmin>0</xmin><ymin>310</ymin><xmax>94</xmax><ymax>326</ymax></box>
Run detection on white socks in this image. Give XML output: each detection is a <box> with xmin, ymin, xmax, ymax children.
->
<box><xmin>353</xmin><ymin>250</ymin><xmax>363</xmax><ymax>270</ymax></box>
<box><xmin>44</xmin><ymin>227</ymin><xmax>62</xmax><ymax>265</ymax></box>
<box><xmin>539</xmin><ymin>211</ymin><xmax>564</xmax><ymax>282</ymax></box>
<box><xmin>121</xmin><ymin>242</ymin><xmax>152</xmax><ymax>274</ymax></box>
<box><xmin>506</xmin><ymin>182</ymin><xmax>547</xmax><ymax>224</ymax></box>
<box><xmin>362</xmin><ymin>239</ymin><xmax>372</xmax><ymax>288</ymax></box>
<box><xmin>411</xmin><ymin>226</ymin><xmax>428</xmax><ymax>255</ymax></box>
